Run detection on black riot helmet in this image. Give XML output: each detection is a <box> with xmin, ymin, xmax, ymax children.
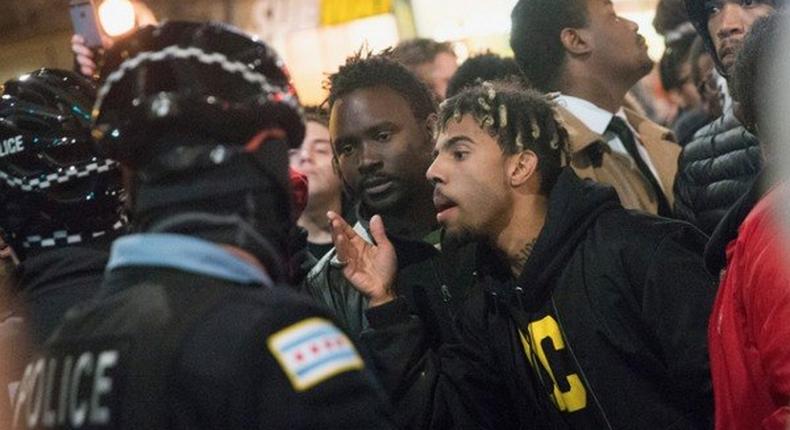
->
<box><xmin>0</xmin><ymin>69</ymin><xmax>125</xmax><ymax>256</ymax></box>
<box><xmin>685</xmin><ymin>0</ymin><xmax>783</xmax><ymax>75</ymax></box>
<box><xmin>93</xmin><ymin>21</ymin><xmax>305</xmax><ymax>167</ymax></box>
<box><xmin>92</xmin><ymin>21</ymin><xmax>306</xmax><ymax>282</ymax></box>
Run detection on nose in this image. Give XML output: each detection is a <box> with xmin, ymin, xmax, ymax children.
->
<box><xmin>620</xmin><ymin>15</ymin><xmax>639</xmax><ymax>32</ymax></box>
<box><xmin>426</xmin><ymin>156</ymin><xmax>445</xmax><ymax>186</ymax></box>
<box><xmin>357</xmin><ymin>140</ymin><xmax>383</xmax><ymax>174</ymax></box>
<box><xmin>298</xmin><ymin>147</ymin><xmax>311</xmax><ymax>164</ymax></box>
<box><xmin>716</xmin><ymin>4</ymin><xmax>746</xmax><ymax>39</ymax></box>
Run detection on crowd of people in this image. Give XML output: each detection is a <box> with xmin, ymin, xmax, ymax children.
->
<box><xmin>0</xmin><ymin>0</ymin><xmax>788</xmax><ymax>428</ymax></box>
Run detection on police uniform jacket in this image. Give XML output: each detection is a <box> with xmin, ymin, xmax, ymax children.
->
<box><xmin>11</xmin><ymin>233</ymin><xmax>395</xmax><ymax>430</ymax></box>
<box><xmin>0</xmin><ymin>245</ymin><xmax>108</xmax><ymax>425</ymax></box>
<box><xmin>359</xmin><ymin>169</ymin><xmax>716</xmax><ymax>429</ymax></box>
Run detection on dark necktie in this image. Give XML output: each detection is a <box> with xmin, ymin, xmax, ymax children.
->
<box><xmin>606</xmin><ymin>116</ymin><xmax>671</xmax><ymax>216</ymax></box>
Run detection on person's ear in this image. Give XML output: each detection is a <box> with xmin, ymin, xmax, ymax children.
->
<box><xmin>560</xmin><ymin>27</ymin><xmax>593</xmax><ymax>57</ymax></box>
<box><xmin>425</xmin><ymin>113</ymin><xmax>438</xmax><ymax>140</ymax></box>
<box><xmin>509</xmin><ymin>150</ymin><xmax>539</xmax><ymax>188</ymax></box>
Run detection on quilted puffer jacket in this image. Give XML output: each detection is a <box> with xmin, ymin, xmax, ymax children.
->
<box><xmin>673</xmin><ymin>110</ymin><xmax>762</xmax><ymax>235</ymax></box>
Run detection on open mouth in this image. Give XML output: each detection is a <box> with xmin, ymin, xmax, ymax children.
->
<box><xmin>637</xmin><ymin>35</ymin><xmax>648</xmax><ymax>51</ymax></box>
<box><xmin>433</xmin><ymin>190</ymin><xmax>458</xmax><ymax>222</ymax></box>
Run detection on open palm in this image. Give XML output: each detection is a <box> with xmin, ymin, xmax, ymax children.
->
<box><xmin>327</xmin><ymin>211</ymin><xmax>397</xmax><ymax>307</ymax></box>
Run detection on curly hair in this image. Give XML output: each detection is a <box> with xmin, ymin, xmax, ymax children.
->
<box><xmin>510</xmin><ymin>0</ymin><xmax>588</xmax><ymax>92</ymax></box>
<box><xmin>325</xmin><ymin>49</ymin><xmax>437</xmax><ymax>123</ymax></box>
<box><xmin>437</xmin><ymin>80</ymin><xmax>569</xmax><ymax>195</ymax></box>
<box><xmin>446</xmin><ymin>53</ymin><xmax>528</xmax><ymax>98</ymax></box>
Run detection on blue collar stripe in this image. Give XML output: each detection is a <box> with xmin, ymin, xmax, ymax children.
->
<box><xmin>107</xmin><ymin>233</ymin><xmax>273</xmax><ymax>287</ymax></box>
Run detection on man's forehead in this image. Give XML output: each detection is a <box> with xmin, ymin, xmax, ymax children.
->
<box><xmin>436</xmin><ymin>115</ymin><xmax>489</xmax><ymax>146</ymax></box>
<box><xmin>330</xmin><ymin>87</ymin><xmax>411</xmax><ymax>134</ymax></box>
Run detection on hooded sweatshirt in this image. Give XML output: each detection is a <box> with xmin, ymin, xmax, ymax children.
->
<box><xmin>361</xmin><ymin>168</ymin><xmax>716</xmax><ymax>429</ymax></box>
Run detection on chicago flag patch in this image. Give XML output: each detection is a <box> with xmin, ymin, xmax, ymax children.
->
<box><xmin>268</xmin><ymin>317</ymin><xmax>364</xmax><ymax>391</ymax></box>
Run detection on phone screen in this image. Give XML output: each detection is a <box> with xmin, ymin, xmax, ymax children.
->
<box><xmin>70</xmin><ymin>0</ymin><xmax>103</xmax><ymax>48</ymax></box>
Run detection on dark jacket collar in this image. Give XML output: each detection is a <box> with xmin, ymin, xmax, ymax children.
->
<box><xmin>17</xmin><ymin>245</ymin><xmax>109</xmax><ymax>297</ymax></box>
<box><xmin>479</xmin><ymin>168</ymin><xmax>621</xmax><ymax>310</ymax></box>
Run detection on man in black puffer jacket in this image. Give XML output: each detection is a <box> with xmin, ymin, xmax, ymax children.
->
<box><xmin>674</xmin><ymin>0</ymin><xmax>781</xmax><ymax>234</ymax></box>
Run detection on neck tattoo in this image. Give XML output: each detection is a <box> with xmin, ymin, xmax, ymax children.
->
<box><xmin>512</xmin><ymin>238</ymin><xmax>538</xmax><ymax>276</ymax></box>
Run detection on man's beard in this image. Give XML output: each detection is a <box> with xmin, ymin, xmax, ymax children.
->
<box><xmin>443</xmin><ymin>223</ymin><xmax>485</xmax><ymax>246</ymax></box>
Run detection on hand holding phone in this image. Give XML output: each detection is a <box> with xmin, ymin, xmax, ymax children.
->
<box><xmin>71</xmin><ymin>35</ymin><xmax>100</xmax><ymax>78</ymax></box>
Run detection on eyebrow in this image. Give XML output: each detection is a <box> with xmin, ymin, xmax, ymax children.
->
<box><xmin>434</xmin><ymin>135</ymin><xmax>475</xmax><ymax>156</ymax></box>
<box><xmin>364</xmin><ymin>121</ymin><xmax>398</xmax><ymax>136</ymax></box>
<box><xmin>333</xmin><ymin>121</ymin><xmax>398</xmax><ymax>147</ymax></box>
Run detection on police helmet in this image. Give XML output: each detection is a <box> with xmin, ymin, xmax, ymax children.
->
<box><xmin>92</xmin><ymin>21</ymin><xmax>305</xmax><ymax>169</ymax></box>
<box><xmin>92</xmin><ymin>22</ymin><xmax>307</xmax><ymax>282</ymax></box>
<box><xmin>0</xmin><ymin>69</ymin><xmax>124</xmax><ymax>253</ymax></box>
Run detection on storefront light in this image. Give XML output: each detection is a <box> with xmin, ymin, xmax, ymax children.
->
<box><xmin>98</xmin><ymin>0</ymin><xmax>136</xmax><ymax>37</ymax></box>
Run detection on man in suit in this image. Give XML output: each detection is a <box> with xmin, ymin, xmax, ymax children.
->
<box><xmin>511</xmin><ymin>0</ymin><xmax>680</xmax><ymax>216</ymax></box>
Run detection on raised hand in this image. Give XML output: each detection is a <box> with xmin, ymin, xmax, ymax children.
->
<box><xmin>327</xmin><ymin>211</ymin><xmax>397</xmax><ymax>307</ymax></box>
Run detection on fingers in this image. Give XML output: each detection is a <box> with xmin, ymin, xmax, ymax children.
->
<box><xmin>76</xmin><ymin>55</ymin><xmax>96</xmax><ymax>69</ymax></box>
<box><xmin>71</xmin><ymin>39</ymin><xmax>93</xmax><ymax>58</ymax></box>
<box><xmin>369</xmin><ymin>215</ymin><xmax>391</xmax><ymax>248</ymax></box>
<box><xmin>72</xmin><ymin>36</ymin><xmax>98</xmax><ymax>78</ymax></box>
<box><xmin>79</xmin><ymin>65</ymin><xmax>96</xmax><ymax>78</ymax></box>
<box><xmin>327</xmin><ymin>211</ymin><xmax>354</xmax><ymax>263</ymax></box>
<box><xmin>327</xmin><ymin>211</ymin><xmax>357</xmax><ymax>242</ymax></box>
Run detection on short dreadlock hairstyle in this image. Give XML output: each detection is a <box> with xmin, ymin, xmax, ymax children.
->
<box><xmin>446</xmin><ymin>53</ymin><xmax>527</xmax><ymax>98</ymax></box>
<box><xmin>326</xmin><ymin>50</ymin><xmax>437</xmax><ymax>124</ymax></box>
<box><xmin>438</xmin><ymin>80</ymin><xmax>569</xmax><ymax>195</ymax></box>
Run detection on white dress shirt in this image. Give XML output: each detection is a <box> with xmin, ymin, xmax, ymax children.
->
<box><xmin>556</xmin><ymin>94</ymin><xmax>661</xmax><ymax>183</ymax></box>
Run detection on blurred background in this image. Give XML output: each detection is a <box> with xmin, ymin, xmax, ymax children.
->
<box><xmin>0</xmin><ymin>0</ymin><xmax>664</xmax><ymax>106</ymax></box>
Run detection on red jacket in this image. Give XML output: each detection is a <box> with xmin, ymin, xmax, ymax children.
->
<box><xmin>709</xmin><ymin>181</ymin><xmax>790</xmax><ymax>429</ymax></box>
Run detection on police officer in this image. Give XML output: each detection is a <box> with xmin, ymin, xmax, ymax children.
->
<box><xmin>0</xmin><ymin>69</ymin><xmax>126</xmax><ymax>426</ymax></box>
<box><xmin>11</xmin><ymin>22</ymin><xmax>394</xmax><ymax>430</ymax></box>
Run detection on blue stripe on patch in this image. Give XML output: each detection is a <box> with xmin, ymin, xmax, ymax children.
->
<box><xmin>280</xmin><ymin>326</ymin><xmax>338</xmax><ymax>352</ymax></box>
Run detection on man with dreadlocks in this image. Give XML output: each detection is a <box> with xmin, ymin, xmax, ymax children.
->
<box><xmin>329</xmin><ymin>81</ymin><xmax>717</xmax><ymax>429</ymax></box>
<box><xmin>301</xmin><ymin>50</ymin><xmax>475</xmax><ymax>351</ymax></box>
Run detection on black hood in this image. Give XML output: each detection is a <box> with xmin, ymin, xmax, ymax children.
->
<box><xmin>481</xmin><ymin>168</ymin><xmax>621</xmax><ymax>311</ymax></box>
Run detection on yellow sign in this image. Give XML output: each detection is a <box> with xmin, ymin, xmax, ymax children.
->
<box><xmin>320</xmin><ymin>0</ymin><xmax>393</xmax><ymax>26</ymax></box>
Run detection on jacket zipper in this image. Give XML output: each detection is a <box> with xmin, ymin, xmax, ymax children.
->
<box><xmin>550</xmin><ymin>298</ymin><xmax>614</xmax><ymax>430</ymax></box>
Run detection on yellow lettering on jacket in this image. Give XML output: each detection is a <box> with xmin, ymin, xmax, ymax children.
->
<box><xmin>519</xmin><ymin>315</ymin><xmax>587</xmax><ymax>412</ymax></box>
